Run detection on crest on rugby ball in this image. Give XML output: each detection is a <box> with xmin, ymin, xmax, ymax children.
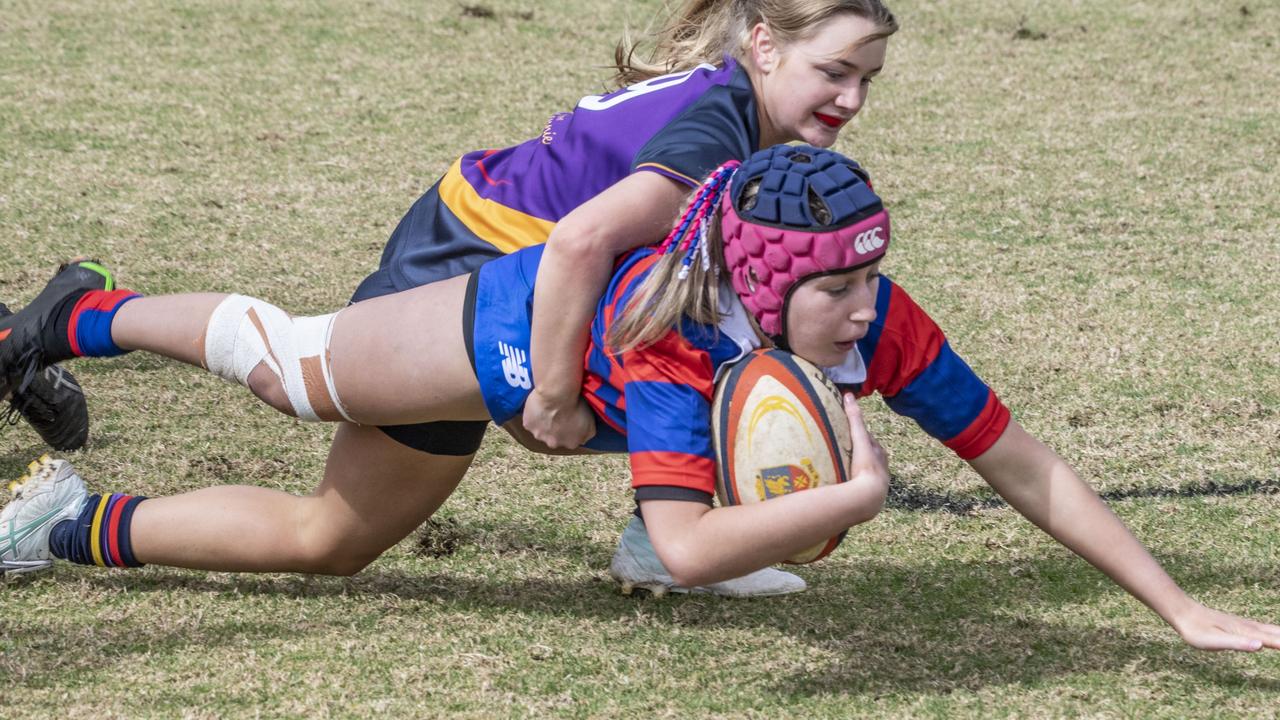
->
<box><xmin>755</xmin><ymin>458</ymin><xmax>818</xmax><ymax>500</ymax></box>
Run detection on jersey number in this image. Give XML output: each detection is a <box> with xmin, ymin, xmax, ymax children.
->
<box><xmin>576</xmin><ymin>63</ymin><xmax>717</xmax><ymax>112</ymax></box>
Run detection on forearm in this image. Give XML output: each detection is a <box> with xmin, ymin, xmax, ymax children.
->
<box><xmin>528</xmin><ymin>171</ymin><xmax>689</xmax><ymax>401</ymax></box>
<box><xmin>529</xmin><ymin>238</ymin><xmax>610</xmax><ymax>400</ymax></box>
<box><xmin>971</xmin><ymin>422</ymin><xmax>1195</xmax><ymax>625</ymax></box>
<box><xmin>641</xmin><ymin>475</ymin><xmax>887</xmax><ymax>587</ymax></box>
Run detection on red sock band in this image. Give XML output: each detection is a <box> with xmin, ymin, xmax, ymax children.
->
<box><xmin>67</xmin><ymin>289</ymin><xmax>140</xmax><ymax>357</ymax></box>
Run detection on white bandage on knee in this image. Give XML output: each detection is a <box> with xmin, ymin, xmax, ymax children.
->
<box><xmin>203</xmin><ymin>294</ymin><xmax>352</xmax><ymax>422</ymax></box>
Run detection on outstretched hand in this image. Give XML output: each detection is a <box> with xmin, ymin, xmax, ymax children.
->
<box><xmin>1173</xmin><ymin>601</ymin><xmax>1280</xmax><ymax>652</ymax></box>
<box><xmin>521</xmin><ymin>388</ymin><xmax>596</xmax><ymax>450</ymax></box>
<box><xmin>843</xmin><ymin>392</ymin><xmax>890</xmax><ymax>497</ymax></box>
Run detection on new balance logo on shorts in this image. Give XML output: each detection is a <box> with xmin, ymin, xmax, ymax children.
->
<box><xmin>498</xmin><ymin>341</ymin><xmax>532</xmax><ymax>390</ymax></box>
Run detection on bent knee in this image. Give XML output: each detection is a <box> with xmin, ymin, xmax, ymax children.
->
<box><xmin>290</xmin><ymin>540</ymin><xmax>381</xmax><ymax>576</ymax></box>
<box><xmin>286</xmin><ymin>516</ymin><xmax>389</xmax><ymax>576</ymax></box>
<box><xmin>204</xmin><ymin>295</ymin><xmax>348</xmax><ymax>422</ymax></box>
<box><xmin>247</xmin><ymin>362</ymin><xmax>298</xmax><ymax>417</ymax></box>
<box><xmin>308</xmin><ymin>553</ymin><xmax>378</xmax><ymax>577</ymax></box>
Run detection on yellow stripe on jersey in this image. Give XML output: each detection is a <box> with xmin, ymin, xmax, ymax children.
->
<box><xmin>89</xmin><ymin>495</ymin><xmax>109</xmax><ymax>567</ymax></box>
<box><xmin>437</xmin><ymin>158</ymin><xmax>556</xmax><ymax>255</ymax></box>
<box><xmin>634</xmin><ymin>162</ymin><xmax>698</xmax><ymax>186</ymax></box>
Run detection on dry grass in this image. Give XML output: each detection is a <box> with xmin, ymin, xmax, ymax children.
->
<box><xmin>2</xmin><ymin>0</ymin><xmax>1278</xmax><ymax>717</ymax></box>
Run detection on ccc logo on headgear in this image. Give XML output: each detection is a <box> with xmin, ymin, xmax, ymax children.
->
<box><xmin>854</xmin><ymin>226</ymin><xmax>885</xmax><ymax>254</ymax></box>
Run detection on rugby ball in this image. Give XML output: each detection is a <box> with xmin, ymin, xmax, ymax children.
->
<box><xmin>711</xmin><ymin>349</ymin><xmax>853</xmax><ymax>564</ymax></box>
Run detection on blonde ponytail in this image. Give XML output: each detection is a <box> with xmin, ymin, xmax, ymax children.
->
<box><xmin>612</xmin><ymin>0</ymin><xmax>899</xmax><ymax>88</ymax></box>
<box><xmin>606</xmin><ymin>162</ymin><xmax>739</xmax><ymax>353</ymax></box>
<box><xmin>604</xmin><ymin>235</ymin><xmax>726</xmax><ymax>354</ymax></box>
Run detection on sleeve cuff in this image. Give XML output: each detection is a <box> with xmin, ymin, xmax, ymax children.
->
<box><xmin>634</xmin><ymin>486</ymin><xmax>715</xmax><ymax>506</ymax></box>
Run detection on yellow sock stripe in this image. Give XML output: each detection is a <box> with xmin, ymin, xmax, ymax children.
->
<box><xmin>89</xmin><ymin>495</ymin><xmax>110</xmax><ymax>567</ymax></box>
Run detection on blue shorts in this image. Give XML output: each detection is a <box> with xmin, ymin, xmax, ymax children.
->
<box><xmin>471</xmin><ymin>246</ymin><xmax>626</xmax><ymax>453</ymax></box>
<box><xmin>469</xmin><ymin>247</ymin><xmax>539</xmax><ymax>425</ymax></box>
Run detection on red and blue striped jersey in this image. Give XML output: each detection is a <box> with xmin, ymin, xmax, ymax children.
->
<box><xmin>852</xmin><ymin>279</ymin><xmax>1011</xmax><ymax>460</ymax></box>
<box><xmin>578</xmin><ymin>250</ymin><xmax>1011</xmax><ymax>500</ymax></box>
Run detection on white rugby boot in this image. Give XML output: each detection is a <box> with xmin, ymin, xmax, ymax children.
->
<box><xmin>609</xmin><ymin>514</ymin><xmax>807</xmax><ymax>598</ymax></box>
<box><xmin>1</xmin><ymin>456</ymin><xmax>87</xmax><ymax>577</ymax></box>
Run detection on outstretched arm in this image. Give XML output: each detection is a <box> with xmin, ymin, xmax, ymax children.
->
<box><xmin>970</xmin><ymin>420</ymin><xmax>1280</xmax><ymax>652</ymax></box>
<box><xmin>523</xmin><ymin>172</ymin><xmax>691</xmax><ymax>448</ymax></box>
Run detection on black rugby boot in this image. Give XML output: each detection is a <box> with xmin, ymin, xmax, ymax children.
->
<box><xmin>0</xmin><ymin>261</ymin><xmax>114</xmax><ymax>435</ymax></box>
<box><xmin>0</xmin><ymin>303</ymin><xmax>92</xmax><ymax>451</ymax></box>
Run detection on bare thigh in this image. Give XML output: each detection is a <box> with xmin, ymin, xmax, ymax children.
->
<box><xmin>329</xmin><ymin>273</ymin><xmax>488</xmax><ymax>426</ymax></box>
<box><xmin>302</xmin><ymin>422</ymin><xmax>475</xmax><ymax>572</ymax></box>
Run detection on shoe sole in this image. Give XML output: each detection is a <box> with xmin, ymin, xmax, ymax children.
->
<box><xmin>614</xmin><ymin>578</ymin><xmax>803</xmax><ymax>599</ymax></box>
<box><xmin>616</xmin><ymin>579</ymin><xmax>693</xmax><ymax>598</ymax></box>
<box><xmin>1</xmin><ymin>559</ymin><xmax>53</xmax><ymax>578</ymax></box>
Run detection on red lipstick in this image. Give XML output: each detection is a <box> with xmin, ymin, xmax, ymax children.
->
<box><xmin>814</xmin><ymin>112</ymin><xmax>844</xmax><ymax>128</ymax></box>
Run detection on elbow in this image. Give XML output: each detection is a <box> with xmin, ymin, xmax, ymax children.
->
<box><xmin>858</xmin><ymin>489</ymin><xmax>887</xmax><ymax>525</ymax></box>
<box><xmin>656</xmin><ymin>545</ymin><xmax>703</xmax><ymax>589</ymax></box>
<box><xmin>846</xmin><ymin>473</ymin><xmax>889</xmax><ymax>526</ymax></box>
<box><xmin>651</xmin><ymin>540</ymin><xmax>718</xmax><ymax>589</ymax></box>
<box><xmin>666</xmin><ymin>560</ymin><xmax>718</xmax><ymax>590</ymax></box>
<box><xmin>546</xmin><ymin>217</ymin><xmax>622</xmax><ymax>259</ymax></box>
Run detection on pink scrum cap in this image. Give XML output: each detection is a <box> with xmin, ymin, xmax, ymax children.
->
<box><xmin>720</xmin><ymin>144</ymin><xmax>890</xmax><ymax>339</ymax></box>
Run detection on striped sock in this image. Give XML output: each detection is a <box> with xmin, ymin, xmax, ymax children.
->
<box><xmin>39</xmin><ymin>288</ymin><xmax>141</xmax><ymax>363</ymax></box>
<box><xmin>64</xmin><ymin>289</ymin><xmax>141</xmax><ymax>358</ymax></box>
<box><xmin>49</xmin><ymin>493</ymin><xmax>147</xmax><ymax>567</ymax></box>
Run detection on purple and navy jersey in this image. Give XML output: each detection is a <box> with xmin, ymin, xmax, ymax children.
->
<box><xmin>471</xmin><ymin>245</ymin><xmax>1011</xmax><ymax>502</ymax></box>
<box><xmin>382</xmin><ymin>58</ymin><xmax>760</xmax><ymax>291</ymax></box>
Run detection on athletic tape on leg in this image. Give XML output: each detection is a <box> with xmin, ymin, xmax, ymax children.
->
<box><xmin>203</xmin><ymin>294</ymin><xmax>352</xmax><ymax>422</ymax></box>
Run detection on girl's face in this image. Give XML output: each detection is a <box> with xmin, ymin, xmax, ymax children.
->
<box><xmin>783</xmin><ymin>263</ymin><xmax>881</xmax><ymax>368</ymax></box>
<box><xmin>751</xmin><ymin>14</ymin><xmax>889</xmax><ymax>148</ymax></box>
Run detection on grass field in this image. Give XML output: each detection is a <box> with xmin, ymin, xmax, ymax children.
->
<box><xmin>2</xmin><ymin>0</ymin><xmax>1278</xmax><ymax>716</ymax></box>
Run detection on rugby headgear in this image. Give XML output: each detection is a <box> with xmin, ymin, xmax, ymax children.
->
<box><xmin>720</xmin><ymin>145</ymin><xmax>890</xmax><ymax>339</ymax></box>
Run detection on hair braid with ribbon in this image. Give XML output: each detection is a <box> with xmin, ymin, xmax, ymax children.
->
<box><xmin>657</xmin><ymin>159</ymin><xmax>741</xmax><ymax>280</ymax></box>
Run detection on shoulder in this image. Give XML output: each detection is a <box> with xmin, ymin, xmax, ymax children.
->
<box><xmin>856</xmin><ymin>277</ymin><xmax>947</xmax><ymax>393</ymax></box>
<box><xmin>630</xmin><ymin>59</ymin><xmax>761</xmax><ymax>186</ymax></box>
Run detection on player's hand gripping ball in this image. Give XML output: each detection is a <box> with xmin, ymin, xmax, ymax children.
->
<box><xmin>711</xmin><ymin>349</ymin><xmax>853</xmax><ymax>563</ymax></box>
